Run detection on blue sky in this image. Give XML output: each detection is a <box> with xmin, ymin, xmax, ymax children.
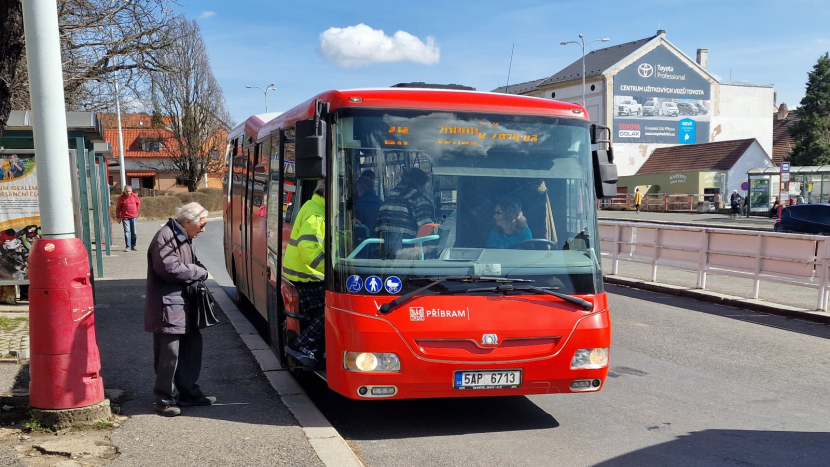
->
<box><xmin>183</xmin><ymin>0</ymin><xmax>830</xmax><ymax>125</ymax></box>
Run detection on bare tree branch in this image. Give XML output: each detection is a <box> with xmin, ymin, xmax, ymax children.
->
<box><xmin>149</xmin><ymin>19</ymin><xmax>231</xmax><ymax>192</ymax></box>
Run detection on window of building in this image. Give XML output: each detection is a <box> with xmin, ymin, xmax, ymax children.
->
<box><xmin>141</xmin><ymin>140</ymin><xmax>164</xmax><ymax>152</ymax></box>
<box><xmin>175</xmin><ymin>177</ymin><xmax>186</xmax><ymax>186</ymax></box>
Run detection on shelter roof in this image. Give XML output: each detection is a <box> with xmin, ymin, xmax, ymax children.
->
<box><xmin>636</xmin><ymin>139</ymin><xmax>758</xmax><ymax>175</ymax></box>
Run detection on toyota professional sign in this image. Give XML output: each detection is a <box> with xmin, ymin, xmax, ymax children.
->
<box><xmin>612</xmin><ymin>44</ymin><xmax>712</xmax><ymax>144</ymax></box>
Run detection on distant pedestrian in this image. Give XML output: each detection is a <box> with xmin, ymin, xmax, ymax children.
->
<box><xmin>769</xmin><ymin>197</ymin><xmax>780</xmax><ymax>218</ymax></box>
<box><xmin>116</xmin><ymin>186</ymin><xmax>141</xmax><ymax>252</ymax></box>
<box><xmin>730</xmin><ymin>190</ymin><xmax>742</xmax><ymax>218</ymax></box>
<box><xmin>145</xmin><ymin>202</ymin><xmax>214</xmax><ymax>417</ymax></box>
<box><xmin>634</xmin><ymin>187</ymin><xmax>643</xmax><ymax>213</ymax></box>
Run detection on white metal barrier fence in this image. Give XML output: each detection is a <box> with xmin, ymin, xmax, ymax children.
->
<box><xmin>598</xmin><ymin>221</ymin><xmax>830</xmax><ymax>311</ymax></box>
<box><xmin>601</xmin><ymin>193</ymin><xmax>720</xmax><ymax>212</ymax></box>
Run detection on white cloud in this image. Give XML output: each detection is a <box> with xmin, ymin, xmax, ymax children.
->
<box><xmin>199</xmin><ymin>11</ymin><xmax>216</xmax><ymax>19</ymax></box>
<box><xmin>318</xmin><ymin>24</ymin><xmax>440</xmax><ymax>68</ymax></box>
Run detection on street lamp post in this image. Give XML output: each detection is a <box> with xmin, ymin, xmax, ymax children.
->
<box><xmin>560</xmin><ymin>35</ymin><xmax>609</xmax><ymax>108</ymax></box>
<box><xmin>245</xmin><ymin>83</ymin><xmax>277</xmax><ymax>113</ymax></box>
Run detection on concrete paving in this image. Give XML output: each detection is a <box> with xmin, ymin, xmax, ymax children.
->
<box><xmin>91</xmin><ymin>219</ymin><xmax>324</xmax><ymax>466</ymax></box>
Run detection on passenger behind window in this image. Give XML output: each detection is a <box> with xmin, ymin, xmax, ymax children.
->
<box><xmin>375</xmin><ymin>168</ymin><xmax>434</xmax><ymax>258</ymax></box>
<box><xmin>354</xmin><ymin>175</ymin><xmax>382</xmax><ymax>233</ymax></box>
<box><xmin>486</xmin><ymin>197</ymin><xmax>532</xmax><ymax>249</ymax></box>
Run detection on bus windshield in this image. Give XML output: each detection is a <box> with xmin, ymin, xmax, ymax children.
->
<box><xmin>331</xmin><ymin>108</ymin><xmax>603</xmax><ymax>296</ymax></box>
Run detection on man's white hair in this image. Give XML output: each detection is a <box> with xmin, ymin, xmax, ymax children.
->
<box><xmin>175</xmin><ymin>202</ymin><xmax>207</xmax><ymax>224</ymax></box>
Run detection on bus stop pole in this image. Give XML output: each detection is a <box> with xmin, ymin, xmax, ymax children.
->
<box><xmin>22</xmin><ymin>0</ymin><xmax>108</xmax><ymax>417</ymax></box>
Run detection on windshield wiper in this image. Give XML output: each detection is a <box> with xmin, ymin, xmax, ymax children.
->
<box><xmin>458</xmin><ymin>284</ymin><xmax>593</xmax><ymax>311</ymax></box>
<box><xmin>378</xmin><ymin>275</ymin><xmax>534</xmax><ymax>315</ymax></box>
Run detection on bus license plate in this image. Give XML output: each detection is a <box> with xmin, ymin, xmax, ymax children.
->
<box><xmin>454</xmin><ymin>370</ymin><xmax>522</xmax><ymax>390</ymax></box>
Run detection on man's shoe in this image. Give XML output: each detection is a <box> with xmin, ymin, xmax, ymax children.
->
<box><xmin>124</xmin><ymin>248</ymin><xmax>130</xmax><ymax>252</ymax></box>
<box><xmin>285</xmin><ymin>345</ymin><xmax>319</xmax><ymax>369</ymax></box>
<box><xmin>154</xmin><ymin>404</ymin><xmax>181</xmax><ymax>417</ymax></box>
<box><xmin>131</xmin><ymin>247</ymin><xmax>139</xmax><ymax>251</ymax></box>
<box><xmin>177</xmin><ymin>396</ymin><xmax>216</xmax><ymax>407</ymax></box>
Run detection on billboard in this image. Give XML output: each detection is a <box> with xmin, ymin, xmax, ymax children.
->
<box><xmin>0</xmin><ymin>151</ymin><xmax>40</xmax><ymax>284</ymax></box>
<box><xmin>613</xmin><ymin>44</ymin><xmax>712</xmax><ymax>144</ymax></box>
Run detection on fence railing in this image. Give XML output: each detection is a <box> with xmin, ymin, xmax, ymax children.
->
<box><xmin>601</xmin><ymin>193</ymin><xmax>721</xmax><ymax>212</ymax></box>
<box><xmin>598</xmin><ymin>220</ymin><xmax>830</xmax><ymax>311</ymax></box>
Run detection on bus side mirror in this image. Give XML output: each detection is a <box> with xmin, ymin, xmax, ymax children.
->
<box><xmin>295</xmin><ymin>118</ymin><xmax>327</xmax><ymax>180</ymax></box>
<box><xmin>593</xmin><ymin>147</ymin><xmax>618</xmax><ymax>198</ymax></box>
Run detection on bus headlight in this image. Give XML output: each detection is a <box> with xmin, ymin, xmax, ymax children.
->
<box><xmin>571</xmin><ymin>348</ymin><xmax>609</xmax><ymax>369</ymax></box>
<box><xmin>344</xmin><ymin>352</ymin><xmax>401</xmax><ymax>372</ymax></box>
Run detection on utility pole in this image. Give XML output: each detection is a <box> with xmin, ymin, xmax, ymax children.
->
<box><xmin>560</xmin><ymin>35</ymin><xmax>610</xmax><ymax>108</ymax></box>
<box><xmin>21</xmin><ymin>0</ymin><xmax>108</xmax><ymax>420</ymax></box>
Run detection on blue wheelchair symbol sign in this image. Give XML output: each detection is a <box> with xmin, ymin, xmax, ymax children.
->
<box><xmin>384</xmin><ymin>276</ymin><xmax>402</xmax><ymax>294</ymax></box>
<box><xmin>346</xmin><ymin>275</ymin><xmax>363</xmax><ymax>293</ymax></box>
<box><xmin>365</xmin><ymin>276</ymin><xmax>382</xmax><ymax>294</ymax></box>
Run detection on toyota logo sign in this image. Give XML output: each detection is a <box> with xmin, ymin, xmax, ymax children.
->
<box><xmin>637</xmin><ymin>63</ymin><xmax>654</xmax><ymax>78</ymax></box>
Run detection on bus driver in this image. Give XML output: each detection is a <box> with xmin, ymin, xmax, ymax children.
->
<box><xmin>284</xmin><ymin>180</ymin><xmax>326</xmax><ymax>369</ymax></box>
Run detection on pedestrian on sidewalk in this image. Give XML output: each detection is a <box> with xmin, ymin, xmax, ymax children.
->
<box><xmin>634</xmin><ymin>187</ymin><xmax>643</xmax><ymax>213</ymax></box>
<box><xmin>116</xmin><ymin>186</ymin><xmax>141</xmax><ymax>252</ymax></box>
<box><xmin>284</xmin><ymin>180</ymin><xmax>326</xmax><ymax>369</ymax></box>
<box><xmin>729</xmin><ymin>190</ymin><xmax>743</xmax><ymax>218</ymax></box>
<box><xmin>145</xmin><ymin>202</ymin><xmax>214</xmax><ymax>417</ymax></box>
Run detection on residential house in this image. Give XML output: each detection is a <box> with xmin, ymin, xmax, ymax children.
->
<box><xmin>102</xmin><ymin>113</ymin><xmax>227</xmax><ymax>192</ymax></box>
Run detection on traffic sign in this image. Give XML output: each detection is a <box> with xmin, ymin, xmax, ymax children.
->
<box><xmin>740</xmin><ymin>181</ymin><xmax>749</xmax><ymax>191</ymax></box>
<box><xmin>781</xmin><ymin>162</ymin><xmax>790</xmax><ymax>173</ymax></box>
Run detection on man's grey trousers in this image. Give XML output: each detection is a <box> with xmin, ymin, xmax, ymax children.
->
<box><xmin>153</xmin><ymin>331</ymin><xmax>206</xmax><ymax>406</ymax></box>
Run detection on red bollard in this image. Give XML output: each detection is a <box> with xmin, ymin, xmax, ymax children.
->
<box><xmin>28</xmin><ymin>238</ymin><xmax>104</xmax><ymax>409</ymax></box>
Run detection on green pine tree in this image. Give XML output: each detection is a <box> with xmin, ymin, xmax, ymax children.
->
<box><xmin>788</xmin><ymin>52</ymin><xmax>830</xmax><ymax>166</ymax></box>
<box><xmin>151</xmin><ymin>109</ymin><xmax>165</xmax><ymax>129</ymax></box>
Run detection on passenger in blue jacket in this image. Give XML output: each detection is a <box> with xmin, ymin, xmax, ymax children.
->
<box><xmin>486</xmin><ymin>197</ymin><xmax>532</xmax><ymax>249</ymax></box>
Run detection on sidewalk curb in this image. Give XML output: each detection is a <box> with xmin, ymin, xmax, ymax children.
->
<box><xmin>604</xmin><ymin>275</ymin><xmax>830</xmax><ymax>324</ymax></box>
<box><xmin>206</xmin><ymin>280</ymin><xmax>364</xmax><ymax>467</ymax></box>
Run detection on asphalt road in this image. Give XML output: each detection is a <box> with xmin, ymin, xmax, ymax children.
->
<box><xmin>201</xmin><ymin>220</ymin><xmax>830</xmax><ymax>467</ymax></box>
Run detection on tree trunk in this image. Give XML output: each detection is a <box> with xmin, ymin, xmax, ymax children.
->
<box><xmin>187</xmin><ymin>180</ymin><xmax>198</xmax><ymax>192</ymax></box>
<box><xmin>0</xmin><ymin>1</ymin><xmax>25</xmax><ymax>141</ymax></box>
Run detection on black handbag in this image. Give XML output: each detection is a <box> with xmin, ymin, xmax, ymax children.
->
<box><xmin>186</xmin><ymin>281</ymin><xmax>220</xmax><ymax>329</ymax></box>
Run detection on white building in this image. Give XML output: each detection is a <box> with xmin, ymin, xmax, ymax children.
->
<box><xmin>494</xmin><ymin>30</ymin><xmax>774</xmax><ymax>177</ymax></box>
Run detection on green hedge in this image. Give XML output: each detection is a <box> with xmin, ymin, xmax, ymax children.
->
<box><xmin>110</xmin><ymin>188</ymin><xmax>224</xmax><ymax>221</ymax></box>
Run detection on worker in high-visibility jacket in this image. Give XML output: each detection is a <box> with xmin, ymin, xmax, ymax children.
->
<box><xmin>284</xmin><ymin>180</ymin><xmax>326</xmax><ymax>368</ymax></box>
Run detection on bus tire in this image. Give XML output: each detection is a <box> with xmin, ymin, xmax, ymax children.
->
<box><xmin>232</xmin><ymin>263</ymin><xmax>250</xmax><ymax>309</ymax></box>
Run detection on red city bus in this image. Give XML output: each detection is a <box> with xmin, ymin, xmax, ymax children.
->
<box><xmin>223</xmin><ymin>84</ymin><xmax>618</xmax><ymax>399</ymax></box>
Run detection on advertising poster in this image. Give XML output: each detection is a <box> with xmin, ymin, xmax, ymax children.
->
<box><xmin>613</xmin><ymin>44</ymin><xmax>712</xmax><ymax>144</ymax></box>
<box><xmin>0</xmin><ymin>152</ymin><xmax>40</xmax><ymax>283</ymax></box>
<box><xmin>749</xmin><ymin>178</ymin><xmax>771</xmax><ymax>213</ymax></box>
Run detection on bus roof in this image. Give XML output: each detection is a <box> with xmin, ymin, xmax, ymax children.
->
<box><xmin>230</xmin><ymin>88</ymin><xmax>589</xmax><ymax>143</ymax></box>
<box><xmin>227</xmin><ymin>112</ymin><xmax>282</xmax><ymax>142</ymax></box>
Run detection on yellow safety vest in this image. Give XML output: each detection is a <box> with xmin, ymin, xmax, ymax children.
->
<box><xmin>283</xmin><ymin>194</ymin><xmax>325</xmax><ymax>282</ymax></box>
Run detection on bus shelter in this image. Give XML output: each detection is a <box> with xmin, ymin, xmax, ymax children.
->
<box><xmin>0</xmin><ymin>111</ymin><xmax>112</xmax><ymax>282</ymax></box>
<box><xmin>747</xmin><ymin>166</ymin><xmax>830</xmax><ymax>215</ymax></box>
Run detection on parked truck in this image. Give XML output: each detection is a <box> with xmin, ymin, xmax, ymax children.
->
<box><xmin>617</xmin><ymin>99</ymin><xmax>642</xmax><ymax>116</ymax></box>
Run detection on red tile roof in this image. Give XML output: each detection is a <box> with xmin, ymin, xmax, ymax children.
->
<box><xmin>103</xmin><ymin>128</ymin><xmax>179</xmax><ymax>159</ymax></box>
<box><xmin>99</xmin><ymin>113</ymin><xmax>173</xmax><ymax>129</ymax></box>
<box><xmin>772</xmin><ymin>112</ymin><xmax>798</xmax><ymax>166</ymax></box>
<box><xmin>636</xmin><ymin>139</ymin><xmax>758</xmax><ymax>175</ymax></box>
